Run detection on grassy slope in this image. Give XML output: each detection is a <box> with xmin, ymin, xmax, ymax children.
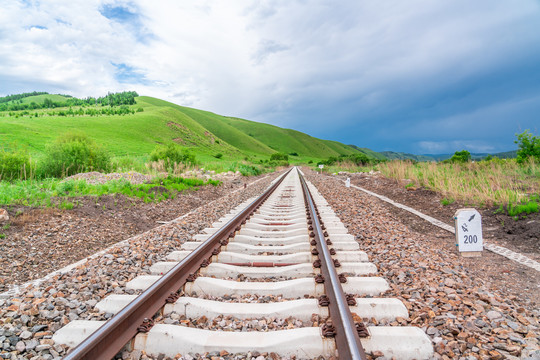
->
<box><xmin>16</xmin><ymin>94</ymin><xmax>70</xmax><ymax>104</ymax></box>
<box><xmin>1</xmin><ymin>94</ymin><xmax>375</xmax><ymax>161</ymax></box>
<box><xmin>204</xmin><ymin>116</ymin><xmax>361</xmax><ymax>158</ymax></box>
<box><xmin>0</xmin><ymin>96</ymin><xmax>237</xmax><ymax>158</ymax></box>
<box><xmin>158</xmin><ymin>104</ymin><xmax>274</xmax><ymax>156</ymax></box>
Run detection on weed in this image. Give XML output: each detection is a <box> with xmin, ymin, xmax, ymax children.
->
<box><xmin>0</xmin><ymin>233</ymin><xmax>5</xmax><ymax>239</ymax></box>
<box><xmin>238</xmin><ymin>164</ymin><xmax>262</xmax><ymax>176</ymax></box>
<box><xmin>441</xmin><ymin>198</ymin><xmax>455</xmax><ymax>206</ymax></box>
<box><xmin>405</xmin><ymin>182</ymin><xmax>416</xmax><ymax>189</ymax></box>
<box><xmin>60</xmin><ymin>201</ymin><xmax>74</xmax><ymax>210</ymax></box>
<box><xmin>2</xmin><ymin>224</ymin><xmax>10</xmax><ymax>230</ymax></box>
<box><xmin>508</xmin><ymin>200</ymin><xmax>539</xmax><ymax>217</ymax></box>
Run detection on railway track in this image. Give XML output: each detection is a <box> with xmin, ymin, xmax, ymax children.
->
<box><xmin>53</xmin><ymin>168</ymin><xmax>433</xmax><ymax>359</ymax></box>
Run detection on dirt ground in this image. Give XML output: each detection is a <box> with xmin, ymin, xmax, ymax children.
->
<box><xmin>343</xmin><ymin>172</ymin><xmax>540</xmax><ymax>307</ymax></box>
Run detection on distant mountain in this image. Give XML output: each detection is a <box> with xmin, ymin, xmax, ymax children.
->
<box><xmin>373</xmin><ymin>149</ymin><xmax>518</xmax><ymax>162</ymax></box>
<box><xmin>490</xmin><ymin>150</ymin><xmax>518</xmax><ymax>159</ymax></box>
<box><xmin>379</xmin><ymin>151</ymin><xmax>434</xmax><ymax>162</ymax></box>
<box><xmin>423</xmin><ymin>150</ymin><xmax>518</xmax><ymax>161</ymax></box>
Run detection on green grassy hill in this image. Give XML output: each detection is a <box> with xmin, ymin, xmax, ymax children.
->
<box><xmin>200</xmin><ymin>116</ymin><xmax>360</xmax><ymax>158</ymax></box>
<box><xmin>0</xmin><ymin>93</ymin><xmax>377</xmax><ymax>163</ymax></box>
<box><xmin>16</xmin><ymin>94</ymin><xmax>70</xmax><ymax>104</ymax></box>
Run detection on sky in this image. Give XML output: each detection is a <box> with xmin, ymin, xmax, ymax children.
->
<box><xmin>1</xmin><ymin>0</ymin><xmax>539</xmax><ymax>154</ymax></box>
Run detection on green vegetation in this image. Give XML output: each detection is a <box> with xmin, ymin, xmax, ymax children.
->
<box><xmin>270</xmin><ymin>153</ymin><xmax>289</xmax><ymax>161</ymax></box>
<box><xmin>440</xmin><ymin>198</ymin><xmax>455</xmax><ymax>206</ymax></box>
<box><xmin>0</xmin><ymin>91</ymin><xmax>138</xmax><ymax>111</ymax></box>
<box><xmin>0</xmin><ymin>91</ymin><xmax>49</xmax><ymax>104</ymax></box>
<box><xmin>447</xmin><ymin>150</ymin><xmax>471</xmax><ymax>163</ymax></box>
<box><xmin>150</xmin><ymin>143</ymin><xmax>196</xmax><ymax>170</ymax></box>
<box><xmin>0</xmin><ymin>176</ymin><xmax>220</xmax><ymax>207</ymax></box>
<box><xmin>0</xmin><ymin>149</ymin><xmax>32</xmax><ymax>181</ymax></box>
<box><xmin>515</xmin><ymin>130</ymin><xmax>540</xmax><ymax>163</ymax></box>
<box><xmin>317</xmin><ymin>153</ymin><xmax>382</xmax><ymax>174</ymax></box>
<box><xmin>39</xmin><ymin>132</ymin><xmax>111</xmax><ymax>178</ymax></box>
<box><xmin>507</xmin><ymin>196</ymin><xmax>539</xmax><ymax>217</ymax></box>
<box><xmin>378</xmin><ymin>158</ymin><xmax>538</xmax><ymax>216</ymax></box>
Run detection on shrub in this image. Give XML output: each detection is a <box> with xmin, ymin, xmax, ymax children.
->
<box><xmin>39</xmin><ymin>132</ymin><xmax>111</xmax><ymax>178</ymax></box>
<box><xmin>270</xmin><ymin>153</ymin><xmax>289</xmax><ymax>161</ymax></box>
<box><xmin>150</xmin><ymin>144</ymin><xmax>196</xmax><ymax>169</ymax></box>
<box><xmin>515</xmin><ymin>130</ymin><xmax>540</xmax><ymax>163</ymax></box>
<box><xmin>238</xmin><ymin>164</ymin><xmax>262</xmax><ymax>176</ymax></box>
<box><xmin>0</xmin><ymin>149</ymin><xmax>32</xmax><ymax>181</ymax></box>
<box><xmin>348</xmin><ymin>153</ymin><xmax>370</xmax><ymax>165</ymax></box>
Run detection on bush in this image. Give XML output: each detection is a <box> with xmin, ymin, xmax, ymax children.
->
<box><xmin>270</xmin><ymin>153</ymin><xmax>289</xmax><ymax>161</ymax></box>
<box><xmin>515</xmin><ymin>130</ymin><xmax>540</xmax><ymax>163</ymax></box>
<box><xmin>150</xmin><ymin>144</ymin><xmax>196</xmax><ymax>169</ymax></box>
<box><xmin>39</xmin><ymin>132</ymin><xmax>111</xmax><ymax>178</ymax></box>
<box><xmin>238</xmin><ymin>164</ymin><xmax>262</xmax><ymax>176</ymax></box>
<box><xmin>0</xmin><ymin>149</ymin><xmax>32</xmax><ymax>181</ymax></box>
<box><xmin>268</xmin><ymin>160</ymin><xmax>289</xmax><ymax>167</ymax></box>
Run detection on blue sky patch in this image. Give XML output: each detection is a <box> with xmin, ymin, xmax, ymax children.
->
<box><xmin>99</xmin><ymin>4</ymin><xmax>139</xmax><ymax>23</ymax></box>
<box><xmin>99</xmin><ymin>3</ymin><xmax>154</xmax><ymax>43</ymax></box>
<box><xmin>112</xmin><ymin>62</ymin><xmax>147</xmax><ymax>84</ymax></box>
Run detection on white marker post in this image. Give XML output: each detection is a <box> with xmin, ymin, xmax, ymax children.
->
<box><xmin>454</xmin><ymin>208</ymin><xmax>483</xmax><ymax>257</ymax></box>
<box><xmin>318</xmin><ymin>164</ymin><xmax>324</xmax><ymax>174</ymax></box>
<box><xmin>345</xmin><ymin>177</ymin><xmax>351</xmax><ymax>188</ymax></box>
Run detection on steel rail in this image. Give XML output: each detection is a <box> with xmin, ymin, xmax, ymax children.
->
<box><xmin>299</xmin><ymin>172</ymin><xmax>368</xmax><ymax>360</ymax></box>
<box><xmin>64</xmin><ymin>168</ymin><xmax>292</xmax><ymax>360</ymax></box>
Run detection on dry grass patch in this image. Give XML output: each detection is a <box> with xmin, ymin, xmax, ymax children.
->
<box><xmin>378</xmin><ymin>159</ymin><xmax>539</xmax><ymax>207</ymax></box>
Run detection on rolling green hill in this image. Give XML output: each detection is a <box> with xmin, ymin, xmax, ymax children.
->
<box><xmin>16</xmin><ymin>94</ymin><xmax>70</xmax><ymax>104</ymax></box>
<box><xmin>0</xmin><ymin>93</ymin><xmax>375</xmax><ymax>162</ymax></box>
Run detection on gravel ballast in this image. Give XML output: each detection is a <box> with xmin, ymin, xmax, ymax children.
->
<box><xmin>305</xmin><ymin>170</ymin><xmax>540</xmax><ymax>360</ymax></box>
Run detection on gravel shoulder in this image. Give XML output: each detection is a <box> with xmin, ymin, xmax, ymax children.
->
<box><xmin>306</xmin><ymin>169</ymin><xmax>539</xmax><ymax>359</ymax></box>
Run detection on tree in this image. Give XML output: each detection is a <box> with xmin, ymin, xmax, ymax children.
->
<box><xmin>515</xmin><ymin>130</ymin><xmax>540</xmax><ymax>163</ymax></box>
<box><xmin>450</xmin><ymin>150</ymin><xmax>471</xmax><ymax>163</ymax></box>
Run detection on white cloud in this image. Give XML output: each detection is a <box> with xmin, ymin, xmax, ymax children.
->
<box><xmin>1</xmin><ymin>0</ymin><xmax>539</xmax><ymax>152</ymax></box>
